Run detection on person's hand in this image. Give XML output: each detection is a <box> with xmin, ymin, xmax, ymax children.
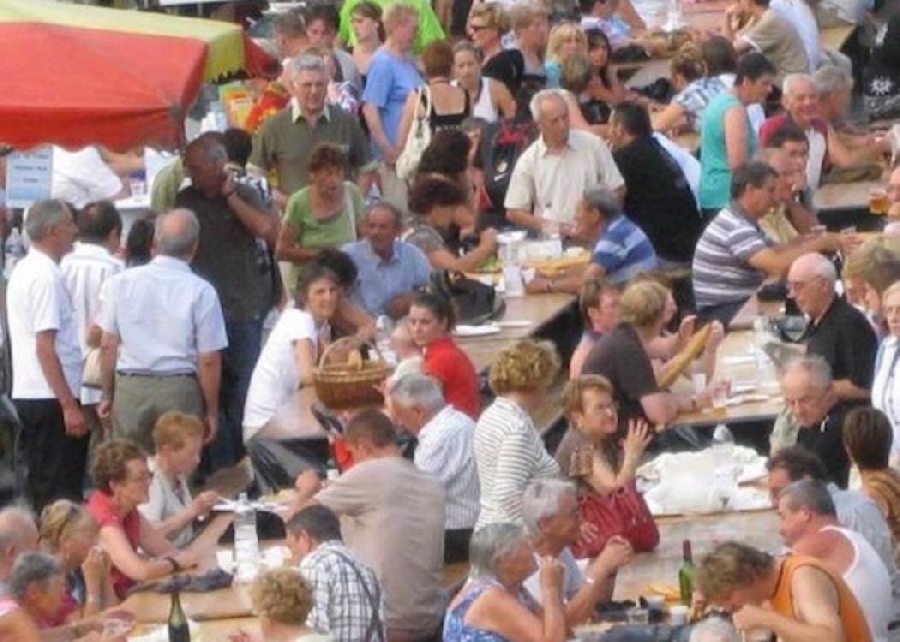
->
<box><xmin>691</xmin><ymin>589</ymin><xmax>707</xmax><ymax>614</ymax></box>
<box><xmin>676</xmin><ymin>315</ymin><xmax>697</xmax><ymax>349</ymax></box>
<box><xmin>705</xmin><ymin>321</ymin><xmax>725</xmax><ymax>353</ymax></box>
<box><xmin>294</xmin><ymin>469</ymin><xmax>322</xmax><ymax>497</ymax></box>
<box><xmin>97</xmin><ymin>398</ymin><xmax>113</xmax><ymax>422</ymax></box>
<box><xmin>173</xmin><ymin>550</ymin><xmax>199</xmax><ymax>570</ymax></box>
<box><xmin>204</xmin><ymin>411</ymin><xmax>218</xmax><ymax>445</ymax></box>
<box><xmin>525</xmin><ymin>277</ymin><xmax>550</xmax><ymax>294</ymax></box>
<box><xmin>228</xmin><ymin>630</ymin><xmax>260</xmax><ymax>642</ymax></box>
<box><xmin>538</xmin><ymin>555</ymin><xmax>565</xmax><ymax>596</ymax></box>
<box><xmin>731</xmin><ymin>604</ymin><xmax>771</xmax><ymax>633</ymax></box>
<box><xmin>579</xmin><ymin>521</ymin><xmax>601</xmax><ymax>545</ymax></box>
<box><xmin>588</xmin><ymin>535</ymin><xmax>633</xmax><ymax>581</ymax></box>
<box><xmin>63</xmin><ymin>401</ymin><xmax>88</xmax><ymax>438</ymax></box>
<box><xmin>384</xmin><ymin>146</ymin><xmax>400</xmax><ymax>166</ymax></box>
<box><xmin>479</xmin><ymin>227</ymin><xmax>498</xmax><ymax>251</ymax></box>
<box><xmin>622</xmin><ymin>419</ymin><xmax>652</xmax><ymax>461</ymax></box>
<box><xmin>81</xmin><ymin>547</ymin><xmax>110</xmax><ymax>589</ymax></box>
<box><xmin>191</xmin><ymin>490</ymin><xmax>220</xmax><ymax>518</ymax></box>
<box><xmin>811</xmin><ymin>232</ymin><xmax>843</xmax><ymax>253</ymax></box>
<box><xmin>222</xmin><ymin>170</ymin><xmax>236</xmax><ymax>198</ymax></box>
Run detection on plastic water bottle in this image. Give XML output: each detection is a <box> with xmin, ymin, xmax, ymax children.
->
<box><xmin>233</xmin><ymin>493</ymin><xmax>259</xmax><ymax>583</ymax></box>
<box><xmin>4</xmin><ymin>228</ymin><xmax>25</xmax><ymax>280</ymax></box>
<box><xmin>375</xmin><ymin>315</ymin><xmax>396</xmax><ymax>365</ymax></box>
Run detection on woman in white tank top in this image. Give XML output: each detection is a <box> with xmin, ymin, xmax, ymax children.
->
<box><xmin>452</xmin><ymin>41</ymin><xmax>517</xmax><ymax>123</ymax></box>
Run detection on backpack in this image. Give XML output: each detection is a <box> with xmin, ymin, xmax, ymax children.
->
<box><xmin>478</xmin><ymin>114</ymin><xmax>538</xmax><ymax>214</ymax></box>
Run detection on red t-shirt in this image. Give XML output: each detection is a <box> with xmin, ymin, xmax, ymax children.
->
<box><xmin>85</xmin><ymin>490</ymin><xmax>141</xmax><ymax>600</ymax></box>
<box><xmin>422</xmin><ymin>336</ymin><xmax>480</xmax><ymax>419</ymax></box>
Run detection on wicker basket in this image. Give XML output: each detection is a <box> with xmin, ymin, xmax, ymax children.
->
<box><xmin>313</xmin><ymin>337</ymin><xmax>394</xmax><ymax>410</ymax></box>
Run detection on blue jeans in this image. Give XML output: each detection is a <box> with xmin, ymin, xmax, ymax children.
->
<box><xmin>204</xmin><ymin>318</ymin><xmax>263</xmax><ymax>473</ymax></box>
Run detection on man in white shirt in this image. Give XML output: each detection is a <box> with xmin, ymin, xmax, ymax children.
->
<box><xmin>520</xmin><ymin>479</ymin><xmax>634</xmax><ymax>628</ymax></box>
<box><xmin>97</xmin><ymin>209</ymin><xmax>228</xmax><ymax>453</ymax></box>
<box><xmin>60</xmin><ymin>201</ymin><xmax>123</xmax><ymax>446</ymax></box>
<box><xmin>777</xmin><ymin>479</ymin><xmax>892</xmax><ymax>642</ymax></box>
<box><xmin>385</xmin><ymin>373</ymin><xmax>479</xmax><ymax>563</ymax></box>
<box><xmin>505</xmin><ymin>89</ymin><xmax>624</xmax><ymax>235</ymax></box>
<box><xmin>7</xmin><ymin>200</ymin><xmax>87</xmax><ymax>511</ymax></box>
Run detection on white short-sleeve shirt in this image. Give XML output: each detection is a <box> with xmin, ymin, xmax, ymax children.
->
<box><xmin>51</xmin><ymin>147</ymin><xmax>123</xmax><ymax>208</ymax></box>
<box><xmin>7</xmin><ymin>248</ymin><xmax>83</xmax><ymax>399</ymax></box>
<box><xmin>97</xmin><ymin>255</ymin><xmax>227</xmax><ymax>374</ymax></box>
<box><xmin>504</xmin><ymin>129</ymin><xmax>625</xmax><ymax>224</ymax></box>
<box><xmin>243</xmin><ymin>309</ymin><xmax>320</xmax><ymax>440</ymax></box>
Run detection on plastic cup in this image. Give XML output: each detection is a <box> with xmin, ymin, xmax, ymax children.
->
<box><xmin>502</xmin><ymin>265</ymin><xmax>525</xmax><ymax>297</ymax></box>
<box><xmin>215</xmin><ymin>549</ymin><xmax>234</xmax><ymax>572</ymax></box>
<box><xmin>691</xmin><ymin>372</ymin><xmax>707</xmax><ymax>396</ymax></box>
<box><xmin>626</xmin><ymin>607</ymin><xmax>649</xmax><ymax>625</ymax></box>
<box><xmin>668</xmin><ymin>604</ymin><xmax>689</xmax><ymax>625</ymax></box>
<box><xmin>712</xmin><ymin>380</ymin><xmax>730</xmax><ymax>409</ymax></box>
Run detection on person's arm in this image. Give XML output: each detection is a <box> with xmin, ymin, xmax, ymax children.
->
<box><xmin>526</xmin><ymin>263</ymin><xmax>601</xmax><ymax>295</ymax></box>
<box><xmin>275</xmin><ymin>220</ymin><xmax>321</xmax><ymax>263</ymax></box>
<box><xmin>505</xmin><ymin>153</ymin><xmax>542</xmax><ymax>232</ymax></box>
<box><xmin>395</xmin><ymin>91</ymin><xmax>418</xmax><ymax>158</ymax></box>
<box><xmin>584</xmin><ymin>420</ymin><xmax>652</xmax><ymax>495</ymax></box>
<box><xmin>826</xmin><ymin>126</ymin><xmax>889</xmax><ymax>168</ymax></box>
<box><xmin>490</xmin><ymin>79</ymin><xmax>517</xmax><ymax>119</ymax></box>
<box><xmin>783</xmin><ymin>200</ymin><xmax>818</xmax><ymax>234</ymax></box>
<box><xmin>507</xmin><ymin>208</ymin><xmax>547</xmax><ymax>232</ymax></box>
<box><xmin>832</xmin><ymin>380</ymin><xmax>871</xmax><ymax>400</ymax></box>
<box><xmin>616</xmin><ymin>0</ymin><xmax>646</xmax><ymax>30</ymax></box>
<box><xmin>362</xmin><ymin>103</ymin><xmax>397</xmax><ymax>164</ymax></box>
<box><xmin>723</xmin><ymin>106</ymin><xmax>750</xmax><ymax>170</ymax></box>
<box><xmin>651</xmin><ymin>102</ymin><xmax>688</xmax><ymax>133</ymax></box>
<box><xmin>473</xmin><ymin>563</ymin><xmax>567</xmax><ymax>642</ymax></box>
<box><xmin>294</xmin><ymin>338</ymin><xmax>317</xmax><ymax>388</ymax></box>
<box><xmin>225</xmin><ymin>182</ymin><xmax>277</xmax><ymax>247</ymax></box>
<box><xmin>97</xmin><ymin>524</ymin><xmax>180</xmax><ymax>583</ymax></box>
<box><xmin>640</xmin><ymin>391</ymin><xmax>680</xmax><ymax>424</ymax></box>
<box><xmin>424</xmin><ymin>229</ymin><xmax>498</xmax><ymax>272</ymax></box>
<box><xmin>332</xmin><ymin>298</ymin><xmax>376</xmax><ymax>339</ymax></box>
<box><xmin>746</xmin><ymin>233</ymin><xmax>842</xmax><ymax>278</ymax></box>
<box><xmin>733</xmin><ymin>566</ymin><xmax>845</xmax><ymax>642</ymax></box>
<box><xmin>97</xmin><ymin>331</ymin><xmax>118</xmax><ymax>422</ymax></box>
<box><xmin>0</xmin><ymin>609</ymin><xmax>42</xmax><ymax>642</ymax></box>
<box><xmin>196</xmin><ymin>351</ymin><xmax>221</xmax><ymax>445</ymax></box>
<box><xmin>565</xmin><ymin>537</ymin><xmax>633</xmax><ymax>625</ymax></box>
<box><xmin>144</xmin><ymin>490</ymin><xmax>219</xmax><ymax>541</ymax></box>
<box><xmin>35</xmin><ymin>330</ymin><xmax>86</xmax><ymax>437</ymax></box>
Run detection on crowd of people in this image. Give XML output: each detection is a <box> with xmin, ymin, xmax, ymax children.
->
<box><xmin>4</xmin><ymin>0</ymin><xmax>900</xmax><ymax>639</ymax></box>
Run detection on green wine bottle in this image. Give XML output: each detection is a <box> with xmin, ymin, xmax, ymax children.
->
<box><xmin>678</xmin><ymin>539</ymin><xmax>694</xmax><ymax>605</ymax></box>
<box><xmin>168</xmin><ymin>587</ymin><xmax>191</xmax><ymax>642</ymax></box>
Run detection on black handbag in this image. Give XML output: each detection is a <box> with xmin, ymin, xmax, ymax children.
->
<box><xmin>423</xmin><ymin>270</ymin><xmax>505</xmax><ymax>326</ymax></box>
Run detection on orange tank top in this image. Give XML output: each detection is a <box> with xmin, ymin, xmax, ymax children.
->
<box><xmin>770</xmin><ymin>554</ymin><xmax>872</xmax><ymax>642</ymax></box>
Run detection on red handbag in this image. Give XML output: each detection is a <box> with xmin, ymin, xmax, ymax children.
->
<box><xmin>571</xmin><ymin>481</ymin><xmax>660</xmax><ymax>559</ymax></box>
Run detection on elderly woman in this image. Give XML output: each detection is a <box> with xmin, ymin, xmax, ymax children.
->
<box><xmin>243</xmin><ymin>263</ymin><xmax>342</xmax><ymax>442</ymax></box>
<box><xmin>408</xmin><ymin>291</ymin><xmax>480</xmax><ymax>418</ymax></box>
<box><xmin>842</xmin><ymin>407</ymin><xmax>900</xmax><ymax>555</ymax></box>
<box><xmin>581</xmin><ymin>280</ymin><xmax>714</xmax><ymax>430</ymax></box>
<box><xmin>231</xmin><ymin>569</ymin><xmax>334</xmax><ymax>642</ymax></box>
<box><xmin>443</xmin><ymin>523</ymin><xmax>566</xmax><ymax>642</ymax></box>
<box><xmin>453</xmin><ymin>41</ymin><xmax>516</xmax><ymax>123</ymax></box>
<box><xmin>39</xmin><ymin>500</ymin><xmax>117</xmax><ymax>627</ymax></box>
<box><xmin>276</xmin><ymin>143</ymin><xmax>365</xmax><ymax>293</ymax></box>
<box><xmin>397</xmin><ymin>40</ymin><xmax>470</xmax><ymax>153</ymax></box>
<box><xmin>86</xmin><ymin>440</ymin><xmax>197</xmax><ymax>599</ymax></box>
<box><xmin>556</xmin><ymin>375</ymin><xmax>651</xmax><ymax>494</ymax></box>
<box><xmin>361</xmin><ymin>2</ymin><xmax>423</xmax><ymax>204</ymax></box>
<box><xmin>474</xmin><ymin>340</ymin><xmax>562</xmax><ymax>528</ymax></box>
<box><xmin>467</xmin><ymin>3</ymin><xmax>525</xmax><ymax>99</ymax></box>
<box><xmin>407</xmin><ymin>175</ymin><xmax>497</xmax><ymax>272</ymax></box>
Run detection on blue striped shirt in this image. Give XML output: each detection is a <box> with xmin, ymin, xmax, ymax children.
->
<box><xmin>590</xmin><ymin>215</ymin><xmax>658</xmax><ymax>284</ymax></box>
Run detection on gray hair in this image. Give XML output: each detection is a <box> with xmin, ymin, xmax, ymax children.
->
<box><xmin>469</xmin><ymin>523</ymin><xmax>530</xmax><ymax>580</ymax></box>
<box><xmin>582</xmin><ymin>188</ymin><xmax>620</xmax><ymax>220</ymax></box>
<box><xmin>689</xmin><ymin>617</ymin><xmax>741</xmax><ymax>642</ymax></box>
<box><xmin>364</xmin><ymin>200</ymin><xmax>404</xmax><ymax>227</ymax></box>
<box><xmin>387</xmin><ymin>374</ymin><xmax>446</xmax><ymax>414</ymax></box>
<box><xmin>782</xmin><ymin>73</ymin><xmax>815</xmax><ymax>97</ymax></box>
<box><xmin>783</xmin><ymin>355</ymin><xmax>833</xmax><ymax>390</ymax></box>
<box><xmin>24</xmin><ymin>200</ymin><xmax>71</xmax><ymax>242</ymax></box>
<box><xmin>155</xmin><ymin>208</ymin><xmax>200</xmax><ymax>257</ymax></box>
<box><xmin>8</xmin><ymin>552</ymin><xmax>61</xmax><ymax>599</ymax></box>
<box><xmin>0</xmin><ymin>507</ymin><xmax>36</xmax><ymax>553</ymax></box>
<box><xmin>521</xmin><ymin>478</ymin><xmax>576</xmax><ymax>535</ymax></box>
<box><xmin>813</xmin><ymin>65</ymin><xmax>853</xmax><ymax>96</ymax></box>
<box><xmin>779</xmin><ymin>479</ymin><xmax>837</xmax><ymax>517</ymax></box>
<box><xmin>800</xmin><ymin>252</ymin><xmax>837</xmax><ymax>285</ymax></box>
<box><xmin>529</xmin><ymin>89</ymin><xmax>567</xmax><ymax>121</ymax></box>
<box><xmin>288</xmin><ymin>54</ymin><xmax>327</xmax><ymax>77</ymax></box>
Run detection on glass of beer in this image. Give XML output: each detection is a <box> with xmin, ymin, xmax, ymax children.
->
<box><xmin>870</xmin><ymin>188</ymin><xmax>890</xmax><ymax>215</ymax></box>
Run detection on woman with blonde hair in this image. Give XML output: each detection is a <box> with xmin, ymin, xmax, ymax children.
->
<box><xmin>581</xmin><ymin>280</ymin><xmax>714</xmax><ymax>431</ymax></box>
<box><xmin>230</xmin><ymin>569</ymin><xmax>333</xmax><ymax>642</ymax></box>
<box><xmin>467</xmin><ymin>3</ymin><xmax>525</xmax><ymax>98</ymax></box>
<box><xmin>39</xmin><ymin>500</ymin><xmax>118</xmax><ymax>627</ymax></box>
<box><xmin>474</xmin><ymin>340</ymin><xmax>562</xmax><ymax>528</ymax></box>
<box><xmin>511</xmin><ymin>4</ymin><xmax>551</xmax><ymax>81</ymax></box>
<box><xmin>545</xmin><ymin>22</ymin><xmax>588</xmax><ymax>88</ymax></box>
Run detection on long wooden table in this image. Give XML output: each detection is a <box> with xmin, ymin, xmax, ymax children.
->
<box><xmin>614</xmin><ymin>509</ymin><xmax>778</xmax><ymax>599</ymax></box>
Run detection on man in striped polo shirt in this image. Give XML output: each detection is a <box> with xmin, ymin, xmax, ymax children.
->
<box><xmin>692</xmin><ymin>160</ymin><xmax>840</xmax><ymax>326</ymax></box>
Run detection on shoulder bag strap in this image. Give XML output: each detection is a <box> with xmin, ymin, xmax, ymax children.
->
<box><xmin>330</xmin><ymin>548</ymin><xmax>384</xmax><ymax>642</ymax></box>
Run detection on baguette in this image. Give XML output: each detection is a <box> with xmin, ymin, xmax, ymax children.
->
<box><xmin>657</xmin><ymin>323</ymin><xmax>713</xmax><ymax>389</ymax></box>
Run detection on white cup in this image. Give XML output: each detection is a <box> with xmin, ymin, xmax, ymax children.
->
<box><xmin>691</xmin><ymin>372</ymin><xmax>707</xmax><ymax>396</ymax></box>
<box><xmin>669</xmin><ymin>604</ymin><xmax>689</xmax><ymax>625</ymax></box>
<box><xmin>502</xmin><ymin>265</ymin><xmax>525</xmax><ymax>297</ymax></box>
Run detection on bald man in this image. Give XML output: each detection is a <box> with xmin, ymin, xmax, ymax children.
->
<box><xmin>760</xmin><ymin>74</ymin><xmax>890</xmax><ymax>190</ymax></box>
<box><xmin>97</xmin><ymin>209</ymin><xmax>228</xmax><ymax>452</ymax></box>
<box><xmin>0</xmin><ymin>507</ymin><xmax>38</xmax><ymax>585</ymax></box>
<box><xmin>787</xmin><ymin>253</ymin><xmax>876</xmax><ymax>402</ymax></box>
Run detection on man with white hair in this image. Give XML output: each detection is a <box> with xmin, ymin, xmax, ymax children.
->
<box><xmin>97</xmin><ymin>209</ymin><xmax>228</xmax><ymax>453</ymax></box>
<box><xmin>760</xmin><ymin>73</ymin><xmax>890</xmax><ymax>190</ymax></box>
<box><xmin>690</xmin><ymin>617</ymin><xmax>741</xmax><ymax>642</ymax></box>
<box><xmin>779</xmin><ymin>357</ymin><xmax>851</xmax><ymax>487</ymax></box>
<box><xmin>7</xmin><ymin>199</ymin><xmax>87</xmax><ymax>511</ymax></box>
<box><xmin>787</xmin><ymin>253</ymin><xmax>876</xmax><ymax>402</ymax></box>
<box><xmin>520</xmin><ymin>478</ymin><xmax>633</xmax><ymax>627</ymax></box>
<box><xmin>505</xmin><ymin>89</ymin><xmax>624</xmax><ymax>236</ymax></box>
<box><xmin>778</xmin><ymin>479</ymin><xmax>892</xmax><ymax>641</ymax></box>
<box><xmin>386</xmin><ymin>373</ymin><xmax>479</xmax><ymax>563</ymax></box>
<box><xmin>0</xmin><ymin>508</ymin><xmax>39</xmax><ymax>587</ymax></box>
